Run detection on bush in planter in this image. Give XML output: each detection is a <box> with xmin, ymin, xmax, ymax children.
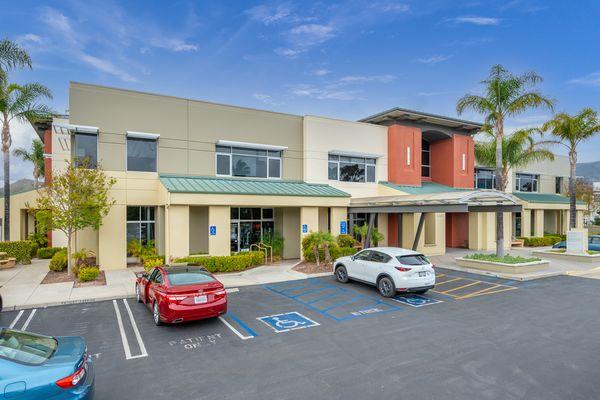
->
<box><xmin>37</xmin><ymin>247</ymin><xmax>66</xmax><ymax>259</ymax></box>
<box><xmin>0</xmin><ymin>241</ymin><xmax>34</xmax><ymax>264</ymax></box>
<box><xmin>337</xmin><ymin>234</ymin><xmax>357</xmax><ymax>248</ymax></box>
<box><xmin>49</xmin><ymin>250</ymin><xmax>68</xmax><ymax>272</ymax></box>
<box><xmin>176</xmin><ymin>251</ymin><xmax>264</xmax><ymax>273</ymax></box>
<box><xmin>304</xmin><ymin>245</ymin><xmax>358</xmax><ymax>263</ymax></box>
<box><xmin>143</xmin><ymin>256</ymin><xmax>165</xmax><ymax>272</ymax></box>
<box><xmin>78</xmin><ymin>266</ymin><xmax>100</xmax><ymax>282</ymax></box>
<box><xmin>519</xmin><ymin>236</ymin><xmax>562</xmax><ymax>247</ymax></box>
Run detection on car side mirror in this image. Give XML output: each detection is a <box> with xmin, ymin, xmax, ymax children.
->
<box><xmin>136</xmin><ymin>272</ymin><xmax>148</xmax><ymax>279</ymax></box>
<box><xmin>350</xmin><ymin>256</ymin><xmax>355</xmax><ymax>261</ymax></box>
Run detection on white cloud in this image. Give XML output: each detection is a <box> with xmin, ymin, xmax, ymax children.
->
<box><xmin>370</xmin><ymin>2</ymin><xmax>410</xmax><ymax>13</ymax></box>
<box><xmin>289</xmin><ymin>24</ymin><xmax>335</xmax><ymax>45</ymax></box>
<box><xmin>0</xmin><ymin>120</ymin><xmax>37</xmax><ymax>183</ymax></box>
<box><xmin>338</xmin><ymin>74</ymin><xmax>396</xmax><ymax>84</ymax></box>
<box><xmin>151</xmin><ymin>37</ymin><xmax>198</xmax><ymax>52</ymax></box>
<box><xmin>311</xmin><ymin>69</ymin><xmax>331</xmax><ymax>76</ymax></box>
<box><xmin>569</xmin><ymin>72</ymin><xmax>600</xmax><ymax>87</ymax></box>
<box><xmin>417</xmin><ymin>91</ymin><xmax>454</xmax><ymax>97</ymax></box>
<box><xmin>16</xmin><ymin>33</ymin><xmax>43</xmax><ymax>44</ymax></box>
<box><xmin>252</xmin><ymin>93</ymin><xmax>280</xmax><ymax>106</ymax></box>
<box><xmin>453</xmin><ymin>16</ymin><xmax>500</xmax><ymax>25</ymax></box>
<box><xmin>79</xmin><ymin>54</ymin><xmax>138</xmax><ymax>82</ymax></box>
<box><xmin>40</xmin><ymin>7</ymin><xmax>78</xmax><ymax>45</ymax></box>
<box><xmin>274</xmin><ymin>47</ymin><xmax>306</xmax><ymax>58</ymax></box>
<box><xmin>288</xmin><ymin>84</ymin><xmax>361</xmax><ymax>101</ymax></box>
<box><xmin>416</xmin><ymin>55</ymin><xmax>452</xmax><ymax>64</ymax></box>
<box><xmin>246</xmin><ymin>4</ymin><xmax>293</xmax><ymax>25</ymax></box>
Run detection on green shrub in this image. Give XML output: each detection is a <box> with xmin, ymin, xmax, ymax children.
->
<box><xmin>37</xmin><ymin>247</ymin><xmax>66</xmax><ymax>259</ymax></box>
<box><xmin>49</xmin><ymin>250</ymin><xmax>68</xmax><ymax>272</ymax></box>
<box><xmin>464</xmin><ymin>253</ymin><xmax>541</xmax><ymax>264</ymax></box>
<box><xmin>175</xmin><ymin>251</ymin><xmax>264</xmax><ymax>273</ymax></box>
<box><xmin>0</xmin><ymin>241</ymin><xmax>34</xmax><ymax>264</ymax></box>
<box><xmin>143</xmin><ymin>256</ymin><xmax>165</xmax><ymax>272</ymax></box>
<box><xmin>337</xmin><ymin>234</ymin><xmax>357</xmax><ymax>248</ymax></box>
<box><xmin>303</xmin><ymin>245</ymin><xmax>358</xmax><ymax>263</ymax></box>
<box><xmin>262</xmin><ymin>232</ymin><xmax>284</xmax><ymax>258</ymax></box>
<box><xmin>78</xmin><ymin>266</ymin><xmax>100</xmax><ymax>282</ymax></box>
<box><xmin>519</xmin><ymin>236</ymin><xmax>562</xmax><ymax>247</ymax></box>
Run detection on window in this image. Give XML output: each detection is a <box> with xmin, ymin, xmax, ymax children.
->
<box><xmin>73</xmin><ymin>133</ymin><xmax>97</xmax><ymax>168</ymax></box>
<box><xmin>515</xmin><ymin>173</ymin><xmax>539</xmax><ymax>192</ymax></box>
<box><xmin>0</xmin><ymin>329</ymin><xmax>57</xmax><ymax>365</ymax></box>
<box><xmin>328</xmin><ymin>154</ymin><xmax>376</xmax><ymax>183</ymax></box>
<box><xmin>127</xmin><ymin>137</ymin><xmax>157</xmax><ymax>172</ymax></box>
<box><xmin>166</xmin><ymin>268</ymin><xmax>216</xmax><ymax>285</ymax></box>
<box><xmin>230</xmin><ymin>208</ymin><xmax>275</xmax><ymax>253</ymax></box>
<box><xmin>396</xmin><ymin>254</ymin><xmax>430</xmax><ymax>265</ymax></box>
<box><xmin>126</xmin><ymin>206</ymin><xmax>156</xmax><ymax>255</ymax></box>
<box><xmin>370</xmin><ymin>251</ymin><xmax>391</xmax><ymax>263</ymax></box>
<box><xmin>555</xmin><ymin>177</ymin><xmax>564</xmax><ymax>194</ymax></box>
<box><xmin>475</xmin><ymin>168</ymin><xmax>496</xmax><ymax>189</ymax></box>
<box><xmin>216</xmin><ymin>145</ymin><xmax>281</xmax><ymax>178</ymax></box>
<box><xmin>421</xmin><ymin>139</ymin><xmax>430</xmax><ymax>177</ymax></box>
<box><xmin>354</xmin><ymin>250</ymin><xmax>372</xmax><ymax>261</ymax></box>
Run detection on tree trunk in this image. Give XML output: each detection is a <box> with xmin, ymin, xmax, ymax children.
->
<box><xmin>2</xmin><ymin>119</ymin><xmax>11</xmax><ymax>241</ymax></box>
<box><xmin>495</xmin><ymin>119</ymin><xmax>505</xmax><ymax>257</ymax></box>
<box><xmin>67</xmin><ymin>232</ymin><xmax>73</xmax><ymax>276</ymax></box>
<box><xmin>569</xmin><ymin>149</ymin><xmax>577</xmax><ymax>229</ymax></box>
<box><xmin>323</xmin><ymin>243</ymin><xmax>331</xmax><ymax>264</ymax></box>
<box><xmin>313</xmin><ymin>244</ymin><xmax>320</xmax><ymax>266</ymax></box>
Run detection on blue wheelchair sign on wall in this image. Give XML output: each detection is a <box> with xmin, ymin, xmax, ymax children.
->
<box><xmin>392</xmin><ymin>294</ymin><xmax>442</xmax><ymax>308</ymax></box>
<box><xmin>209</xmin><ymin>225</ymin><xmax>217</xmax><ymax>236</ymax></box>
<box><xmin>340</xmin><ymin>221</ymin><xmax>347</xmax><ymax>235</ymax></box>
<box><xmin>302</xmin><ymin>224</ymin><xmax>308</xmax><ymax>233</ymax></box>
<box><xmin>257</xmin><ymin>312</ymin><xmax>319</xmax><ymax>333</ymax></box>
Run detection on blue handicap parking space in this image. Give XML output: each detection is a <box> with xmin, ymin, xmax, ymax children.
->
<box><xmin>393</xmin><ymin>294</ymin><xmax>442</xmax><ymax>308</ymax></box>
<box><xmin>258</xmin><ymin>312</ymin><xmax>319</xmax><ymax>333</ymax></box>
<box><xmin>265</xmin><ymin>280</ymin><xmax>403</xmax><ymax>321</ymax></box>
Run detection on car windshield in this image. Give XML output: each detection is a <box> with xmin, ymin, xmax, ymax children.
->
<box><xmin>166</xmin><ymin>268</ymin><xmax>216</xmax><ymax>286</ymax></box>
<box><xmin>396</xmin><ymin>254</ymin><xmax>430</xmax><ymax>266</ymax></box>
<box><xmin>0</xmin><ymin>329</ymin><xmax>57</xmax><ymax>365</ymax></box>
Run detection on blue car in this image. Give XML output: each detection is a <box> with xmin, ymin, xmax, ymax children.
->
<box><xmin>553</xmin><ymin>235</ymin><xmax>600</xmax><ymax>251</ymax></box>
<box><xmin>0</xmin><ymin>328</ymin><xmax>94</xmax><ymax>399</ymax></box>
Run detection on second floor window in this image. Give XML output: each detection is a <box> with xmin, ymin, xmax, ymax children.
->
<box><xmin>516</xmin><ymin>173</ymin><xmax>539</xmax><ymax>192</ymax></box>
<box><xmin>475</xmin><ymin>168</ymin><xmax>496</xmax><ymax>189</ymax></box>
<box><xmin>216</xmin><ymin>145</ymin><xmax>281</xmax><ymax>179</ymax></box>
<box><xmin>421</xmin><ymin>139</ymin><xmax>430</xmax><ymax>177</ymax></box>
<box><xmin>73</xmin><ymin>133</ymin><xmax>97</xmax><ymax>168</ymax></box>
<box><xmin>555</xmin><ymin>177</ymin><xmax>564</xmax><ymax>194</ymax></box>
<box><xmin>328</xmin><ymin>154</ymin><xmax>376</xmax><ymax>183</ymax></box>
<box><xmin>127</xmin><ymin>137</ymin><xmax>157</xmax><ymax>172</ymax></box>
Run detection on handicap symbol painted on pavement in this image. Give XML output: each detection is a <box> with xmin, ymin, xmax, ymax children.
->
<box><xmin>257</xmin><ymin>312</ymin><xmax>320</xmax><ymax>333</ymax></box>
<box><xmin>392</xmin><ymin>294</ymin><xmax>442</xmax><ymax>308</ymax></box>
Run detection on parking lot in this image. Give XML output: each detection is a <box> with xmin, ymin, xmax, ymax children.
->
<box><xmin>2</xmin><ymin>267</ymin><xmax>600</xmax><ymax>400</ymax></box>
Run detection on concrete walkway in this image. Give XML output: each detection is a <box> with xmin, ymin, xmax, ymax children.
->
<box><xmin>430</xmin><ymin>247</ymin><xmax>600</xmax><ymax>281</ymax></box>
<box><xmin>0</xmin><ymin>258</ymin><xmax>309</xmax><ymax>311</ymax></box>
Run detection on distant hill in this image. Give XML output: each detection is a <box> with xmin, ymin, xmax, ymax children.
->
<box><xmin>0</xmin><ymin>178</ymin><xmax>36</xmax><ymax>196</ymax></box>
<box><xmin>577</xmin><ymin>161</ymin><xmax>600</xmax><ymax>183</ymax></box>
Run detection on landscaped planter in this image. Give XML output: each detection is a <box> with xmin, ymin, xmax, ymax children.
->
<box><xmin>0</xmin><ymin>258</ymin><xmax>16</xmax><ymax>269</ymax></box>
<box><xmin>456</xmin><ymin>257</ymin><xmax>550</xmax><ymax>274</ymax></box>
<box><xmin>532</xmin><ymin>250</ymin><xmax>600</xmax><ymax>263</ymax></box>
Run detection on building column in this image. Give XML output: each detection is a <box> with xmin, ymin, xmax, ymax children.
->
<box><xmin>534</xmin><ymin>209</ymin><xmax>544</xmax><ymax>237</ymax></box>
<box><xmin>329</xmin><ymin>207</ymin><xmax>347</xmax><ymax>237</ymax></box>
<box><xmin>563</xmin><ymin>210</ymin><xmax>570</xmax><ymax>233</ymax></box>
<box><xmin>166</xmin><ymin>205</ymin><xmax>190</xmax><ymax>261</ymax></box>
<box><xmin>521</xmin><ymin>209</ymin><xmax>531</xmax><ymax>238</ymax></box>
<box><xmin>401</xmin><ymin>213</ymin><xmax>424</xmax><ymax>251</ymax></box>
<box><xmin>300</xmin><ymin>206</ymin><xmax>319</xmax><ymax>260</ymax></box>
<box><xmin>207</xmin><ymin>205</ymin><xmax>229</xmax><ymax>256</ymax></box>
<box><xmin>576</xmin><ymin>210</ymin><xmax>584</xmax><ymax>228</ymax></box>
<box><xmin>98</xmin><ymin>204</ymin><xmax>127</xmax><ymax>270</ymax></box>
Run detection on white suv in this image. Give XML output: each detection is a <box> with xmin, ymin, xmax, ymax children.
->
<box><xmin>333</xmin><ymin>247</ymin><xmax>436</xmax><ymax>297</ymax></box>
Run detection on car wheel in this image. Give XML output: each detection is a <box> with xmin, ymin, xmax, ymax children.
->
<box><xmin>136</xmin><ymin>284</ymin><xmax>142</xmax><ymax>303</ymax></box>
<box><xmin>153</xmin><ymin>302</ymin><xmax>162</xmax><ymax>326</ymax></box>
<box><xmin>377</xmin><ymin>276</ymin><xmax>396</xmax><ymax>298</ymax></box>
<box><xmin>414</xmin><ymin>289</ymin><xmax>428</xmax><ymax>295</ymax></box>
<box><xmin>335</xmin><ymin>265</ymin><xmax>349</xmax><ymax>283</ymax></box>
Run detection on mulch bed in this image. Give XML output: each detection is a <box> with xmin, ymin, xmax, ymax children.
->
<box><xmin>41</xmin><ymin>270</ymin><xmax>107</xmax><ymax>287</ymax></box>
<box><xmin>292</xmin><ymin>262</ymin><xmax>333</xmax><ymax>274</ymax></box>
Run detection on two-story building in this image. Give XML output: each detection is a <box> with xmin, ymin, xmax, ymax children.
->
<box><xmin>1</xmin><ymin>82</ymin><xmax>584</xmax><ymax>269</ymax></box>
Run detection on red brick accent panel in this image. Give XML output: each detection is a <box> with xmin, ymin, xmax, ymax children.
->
<box><xmin>430</xmin><ymin>134</ymin><xmax>474</xmax><ymax>189</ymax></box>
<box><xmin>387</xmin><ymin>124</ymin><xmax>421</xmax><ymax>186</ymax></box>
<box><xmin>445</xmin><ymin>213</ymin><xmax>469</xmax><ymax>248</ymax></box>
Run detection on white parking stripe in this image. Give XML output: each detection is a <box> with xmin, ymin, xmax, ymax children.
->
<box><xmin>113</xmin><ymin>300</ymin><xmax>133</xmax><ymax>360</ymax></box>
<box><xmin>21</xmin><ymin>309</ymin><xmax>36</xmax><ymax>331</ymax></box>
<box><xmin>8</xmin><ymin>310</ymin><xmax>24</xmax><ymax>329</ymax></box>
<box><xmin>122</xmin><ymin>299</ymin><xmax>148</xmax><ymax>359</ymax></box>
<box><xmin>218</xmin><ymin>316</ymin><xmax>253</xmax><ymax>340</ymax></box>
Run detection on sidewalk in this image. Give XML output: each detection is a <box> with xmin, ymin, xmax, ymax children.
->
<box><xmin>0</xmin><ymin>258</ymin><xmax>312</xmax><ymax>311</ymax></box>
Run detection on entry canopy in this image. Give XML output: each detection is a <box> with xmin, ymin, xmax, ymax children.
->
<box><xmin>53</xmin><ymin>123</ymin><xmax>99</xmax><ymax>135</ymax></box>
<box><xmin>348</xmin><ymin>189</ymin><xmax>522</xmax><ymax>214</ymax></box>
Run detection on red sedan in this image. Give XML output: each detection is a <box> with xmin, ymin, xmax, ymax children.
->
<box><xmin>135</xmin><ymin>266</ymin><xmax>227</xmax><ymax>325</ymax></box>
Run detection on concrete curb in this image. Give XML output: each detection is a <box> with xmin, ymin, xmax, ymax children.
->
<box><xmin>436</xmin><ymin>263</ymin><xmax>564</xmax><ymax>281</ymax></box>
<box><xmin>2</xmin><ymin>294</ymin><xmax>136</xmax><ymax>312</ymax></box>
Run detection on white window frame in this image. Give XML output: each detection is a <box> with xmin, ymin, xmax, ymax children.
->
<box><xmin>474</xmin><ymin>168</ymin><xmax>496</xmax><ymax>189</ymax></box>
<box><xmin>515</xmin><ymin>173</ymin><xmax>539</xmax><ymax>193</ymax></box>
<box><xmin>72</xmin><ymin>132</ymin><xmax>99</xmax><ymax>169</ymax></box>
<box><xmin>215</xmin><ymin>145</ymin><xmax>282</xmax><ymax>179</ymax></box>
<box><xmin>126</xmin><ymin>131</ymin><xmax>159</xmax><ymax>173</ymax></box>
<box><xmin>328</xmin><ymin>153</ymin><xmax>376</xmax><ymax>183</ymax></box>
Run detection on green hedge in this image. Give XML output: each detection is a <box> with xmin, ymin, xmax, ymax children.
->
<box><xmin>464</xmin><ymin>253</ymin><xmax>541</xmax><ymax>264</ymax></box>
<box><xmin>0</xmin><ymin>241</ymin><xmax>34</xmax><ymax>264</ymax></box>
<box><xmin>143</xmin><ymin>255</ymin><xmax>165</xmax><ymax>272</ymax></box>
<box><xmin>78</xmin><ymin>266</ymin><xmax>100</xmax><ymax>282</ymax></box>
<box><xmin>37</xmin><ymin>247</ymin><xmax>66</xmax><ymax>259</ymax></box>
<box><xmin>176</xmin><ymin>251</ymin><xmax>264</xmax><ymax>273</ymax></box>
<box><xmin>303</xmin><ymin>246</ymin><xmax>358</xmax><ymax>263</ymax></box>
<box><xmin>519</xmin><ymin>236</ymin><xmax>562</xmax><ymax>247</ymax></box>
<box><xmin>49</xmin><ymin>250</ymin><xmax>68</xmax><ymax>272</ymax></box>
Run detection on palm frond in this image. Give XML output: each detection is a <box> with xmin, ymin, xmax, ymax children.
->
<box><xmin>0</xmin><ymin>39</ymin><xmax>32</xmax><ymax>71</ymax></box>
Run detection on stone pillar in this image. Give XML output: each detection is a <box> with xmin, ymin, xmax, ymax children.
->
<box><xmin>468</xmin><ymin>212</ymin><xmax>484</xmax><ymax>250</ymax></box>
<box><xmin>563</xmin><ymin>210</ymin><xmax>570</xmax><ymax>233</ymax></box>
<box><xmin>329</xmin><ymin>207</ymin><xmax>347</xmax><ymax>237</ymax></box>
<box><xmin>534</xmin><ymin>209</ymin><xmax>544</xmax><ymax>237</ymax></box>
<box><xmin>98</xmin><ymin>204</ymin><xmax>127</xmax><ymax>270</ymax></box>
<box><xmin>521</xmin><ymin>209</ymin><xmax>531</xmax><ymax>238</ymax></box>
<box><xmin>208</xmin><ymin>205</ymin><xmax>230</xmax><ymax>256</ymax></box>
<box><xmin>300</xmin><ymin>206</ymin><xmax>319</xmax><ymax>259</ymax></box>
<box><xmin>401</xmin><ymin>213</ymin><xmax>424</xmax><ymax>251</ymax></box>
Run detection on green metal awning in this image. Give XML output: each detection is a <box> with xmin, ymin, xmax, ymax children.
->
<box><xmin>379</xmin><ymin>181</ymin><xmax>470</xmax><ymax>194</ymax></box>
<box><xmin>513</xmin><ymin>192</ymin><xmax>583</xmax><ymax>204</ymax></box>
<box><xmin>160</xmin><ymin>175</ymin><xmax>350</xmax><ymax>197</ymax></box>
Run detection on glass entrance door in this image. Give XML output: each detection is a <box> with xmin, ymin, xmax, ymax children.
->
<box><xmin>230</xmin><ymin>223</ymin><xmax>239</xmax><ymax>252</ymax></box>
<box><xmin>230</xmin><ymin>208</ymin><xmax>275</xmax><ymax>253</ymax></box>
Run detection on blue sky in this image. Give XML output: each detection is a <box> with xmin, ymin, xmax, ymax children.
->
<box><xmin>3</xmin><ymin>0</ymin><xmax>600</xmax><ymax>181</ymax></box>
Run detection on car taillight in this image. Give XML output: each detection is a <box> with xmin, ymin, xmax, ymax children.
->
<box><xmin>211</xmin><ymin>289</ymin><xmax>226</xmax><ymax>296</ymax></box>
<box><xmin>166</xmin><ymin>294</ymin><xmax>187</xmax><ymax>301</ymax></box>
<box><xmin>56</xmin><ymin>366</ymin><xmax>86</xmax><ymax>389</ymax></box>
<box><xmin>396</xmin><ymin>266</ymin><xmax>412</xmax><ymax>272</ymax></box>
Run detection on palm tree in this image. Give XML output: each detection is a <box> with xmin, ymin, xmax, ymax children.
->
<box><xmin>0</xmin><ymin>75</ymin><xmax>53</xmax><ymax>241</ymax></box>
<box><xmin>0</xmin><ymin>39</ymin><xmax>33</xmax><ymax>241</ymax></box>
<box><xmin>541</xmin><ymin>109</ymin><xmax>600</xmax><ymax>229</ymax></box>
<box><xmin>14</xmin><ymin>139</ymin><xmax>45</xmax><ymax>187</ymax></box>
<box><xmin>456</xmin><ymin>65</ymin><xmax>554</xmax><ymax>257</ymax></box>
<box><xmin>475</xmin><ymin>128</ymin><xmax>555</xmax><ymax>191</ymax></box>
